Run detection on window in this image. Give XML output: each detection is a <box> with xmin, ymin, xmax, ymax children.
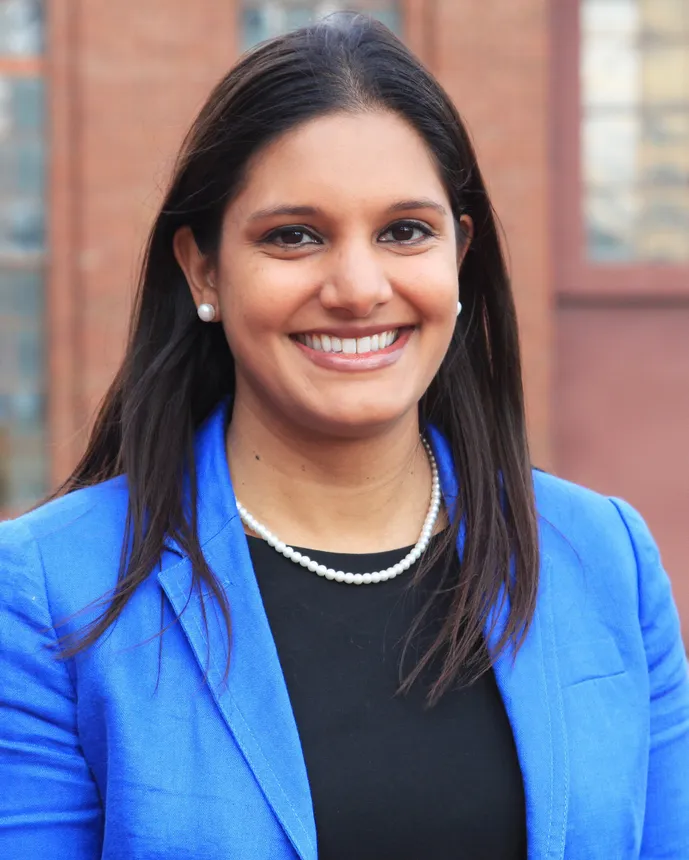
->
<box><xmin>241</xmin><ymin>0</ymin><xmax>401</xmax><ymax>52</ymax></box>
<box><xmin>554</xmin><ymin>0</ymin><xmax>689</xmax><ymax>296</ymax></box>
<box><xmin>0</xmin><ymin>0</ymin><xmax>45</xmax><ymax>510</ymax></box>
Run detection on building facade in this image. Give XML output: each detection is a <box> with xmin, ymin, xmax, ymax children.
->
<box><xmin>1</xmin><ymin>0</ymin><xmax>688</xmax><ymax>630</ymax></box>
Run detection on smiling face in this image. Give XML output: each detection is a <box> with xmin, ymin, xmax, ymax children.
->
<box><xmin>179</xmin><ymin>110</ymin><xmax>470</xmax><ymax>440</ymax></box>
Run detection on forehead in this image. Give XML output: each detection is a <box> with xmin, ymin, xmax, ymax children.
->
<box><xmin>230</xmin><ymin>110</ymin><xmax>448</xmax><ymax>216</ymax></box>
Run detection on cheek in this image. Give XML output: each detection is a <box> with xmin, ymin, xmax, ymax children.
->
<box><xmin>220</xmin><ymin>260</ymin><xmax>305</xmax><ymax>336</ymax></box>
<box><xmin>406</xmin><ymin>254</ymin><xmax>458</xmax><ymax>323</ymax></box>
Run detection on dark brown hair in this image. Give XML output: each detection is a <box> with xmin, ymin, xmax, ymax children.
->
<box><xmin>53</xmin><ymin>13</ymin><xmax>539</xmax><ymax>705</ymax></box>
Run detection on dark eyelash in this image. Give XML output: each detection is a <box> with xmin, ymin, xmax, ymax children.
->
<box><xmin>261</xmin><ymin>226</ymin><xmax>321</xmax><ymax>245</ymax></box>
<box><xmin>382</xmin><ymin>220</ymin><xmax>437</xmax><ymax>239</ymax></box>
<box><xmin>260</xmin><ymin>219</ymin><xmax>436</xmax><ymax>246</ymax></box>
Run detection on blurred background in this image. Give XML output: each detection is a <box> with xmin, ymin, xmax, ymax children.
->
<box><xmin>0</xmin><ymin>0</ymin><xmax>687</xmax><ymax>634</ymax></box>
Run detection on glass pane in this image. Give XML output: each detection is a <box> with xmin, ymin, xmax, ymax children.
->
<box><xmin>0</xmin><ymin>269</ymin><xmax>44</xmax><ymax>510</ymax></box>
<box><xmin>241</xmin><ymin>1</ymin><xmax>401</xmax><ymax>51</ymax></box>
<box><xmin>0</xmin><ymin>198</ymin><xmax>44</xmax><ymax>255</ymax></box>
<box><xmin>0</xmin><ymin>3</ymin><xmax>44</xmax><ymax>508</ymax></box>
<box><xmin>0</xmin><ymin>266</ymin><xmax>42</xmax><ymax>316</ymax></box>
<box><xmin>0</xmin><ymin>139</ymin><xmax>44</xmax><ymax>197</ymax></box>
<box><xmin>0</xmin><ymin>0</ymin><xmax>43</xmax><ymax>57</ymax></box>
<box><xmin>581</xmin><ymin>0</ymin><xmax>689</xmax><ymax>263</ymax></box>
<box><xmin>9</xmin><ymin>76</ymin><xmax>44</xmax><ymax>132</ymax></box>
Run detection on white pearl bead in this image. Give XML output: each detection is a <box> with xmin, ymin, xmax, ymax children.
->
<box><xmin>197</xmin><ymin>302</ymin><xmax>216</xmax><ymax>322</ymax></box>
<box><xmin>235</xmin><ymin>433</ymin><xmax>443</xmax><ymax>585</ymax></box>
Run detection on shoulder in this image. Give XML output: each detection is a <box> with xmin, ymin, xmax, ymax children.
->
<box><xmin>0</xmin><ymin>477</ymin><xmax>129</xmax><ymax>615</ymax></box>
<box><xmin>1</xmin><ymin>475</ymin><xmax>129</xmax><ymax>543</ymax></box>
<box><xmin>531</xmin><ymin>469</ymin><xmax>683</xmax><ymax>658</ymax></box>
<box><xmin>532</xmin><ymin>468</ymin><xmax>648</xmax><ymax>575</ymax></box>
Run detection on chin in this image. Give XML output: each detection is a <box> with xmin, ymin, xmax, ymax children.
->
<box><xmin>298</xmin><ymin>396</ymin><xmax>418</xmax><ymax>439</ymax></box>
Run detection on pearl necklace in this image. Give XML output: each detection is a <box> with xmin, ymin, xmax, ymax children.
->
<box><xmin>236</xmin><ymin>438</ymin><xmax>441</xmax><ymax>585</ymax></box>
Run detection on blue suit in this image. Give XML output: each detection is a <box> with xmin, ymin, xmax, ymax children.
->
<box><xmin>1</xmin><ymin>402</ymin><xmax>688</xmax><ymax>858</ymax></box>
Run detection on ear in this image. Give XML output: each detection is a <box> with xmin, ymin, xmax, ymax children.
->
<box><xmin>456</xmin><ymin>214</ymin><xmax>474</xmax><ymax>272</ymax></box>
<box><xmin>173</xmin><ymin>226</ymin><xmax>221</xmax><ymax>320</ymax></box>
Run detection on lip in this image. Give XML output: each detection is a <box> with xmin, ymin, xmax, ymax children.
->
<box><xmin>292</xmin><ymin>326</ymin><xmax>414</xmax><ymax>372</ymax></box>
<box><xmin>290</xmin><ymin>323</ymin><xmax>415</xmax><ymax>339</ymax></box>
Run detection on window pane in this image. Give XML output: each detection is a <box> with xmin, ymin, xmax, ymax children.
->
<box><xmin>581</xmin><ymin>0</ymin><xmax>689</xmax><ymax>263</ymax></box>
<box><xmin>0</xmin><ymin>2</ymin><xmax>44</xmax><ymax>509</ymax></box>
<box><xmin>241</xmin><ymin>1</ymin><xmax>401</xmax><ymax>51</ymax></box>
<box><xmin>0</xmin><ymin>267</ymin><xmax>44</xmax><ymax>509</ymax></box>
<box><xmin>0</xmin><ymin>0</ymin><xmax>43</xmax><ymax>57</ymax></box>
<box><xmin>0</xmin><ymin>77</ymin><xmax>45</xmax><ymax>206</ymax></box>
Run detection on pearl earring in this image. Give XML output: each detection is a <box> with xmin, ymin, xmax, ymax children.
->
<box><xmin>456</xmin><ymin>300</ymin><xmax>463</xmax><ymax>317</ymax></box>
<box><xmin>197</xmin><ymin>303</ymin><xmax>216</xmax><ymax>323</ymax></box>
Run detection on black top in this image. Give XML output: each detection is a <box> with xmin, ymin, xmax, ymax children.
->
<box><xmin>248</xmin><ymin>534</ymin><xmax>527</xmax><ymax>860</ymax></box>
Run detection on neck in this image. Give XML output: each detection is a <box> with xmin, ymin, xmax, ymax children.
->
<box><xmin>226</xmin><ymin>400</ymin><xmax>443</xmax><ymax>554</ymax></box>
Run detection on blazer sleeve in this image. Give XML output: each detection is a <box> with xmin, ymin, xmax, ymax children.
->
<box><xmin>611</xmin><ymin>498</ymin><xmax>689</xmax><ymax>858</ymax></box>
<box><xmin>0</xmin><ymin>517</ymin><xmax>103</xmax><ymax>858</ymax></box>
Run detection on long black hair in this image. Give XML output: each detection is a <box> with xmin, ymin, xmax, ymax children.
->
<box><xmin>53</xmin><ymin>13</ymin><xmax>539</xmax><ymax>705</ymax></box>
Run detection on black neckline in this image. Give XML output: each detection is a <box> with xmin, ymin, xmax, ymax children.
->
<box><xmin>245</xmin><ymin>530</ymin><xmax>447</xmax><ymax>571</ymax></box>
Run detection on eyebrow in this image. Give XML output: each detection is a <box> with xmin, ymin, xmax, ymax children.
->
<box><xmin>247</xmin><ymin>198</ymin><xmax>448</xmax><ymax>222</ymax></box>
<box><xmin>387</xmin><ymin>198</ymin><xmax>448</xmax><ymax>217</ymax></box>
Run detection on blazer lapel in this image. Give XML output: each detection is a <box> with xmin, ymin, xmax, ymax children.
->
<box><xmin>158</xmin><ymin>405</ymin><xmax>317</xmax><ymax>860</ymax></box>
<box><xmin>487</xmin><ymin>555</ymin><xmax>569</xmax><ymax>860</ymax></box>
<box><xmin>429</xmin><ymin>427</ymin><xmax>569</xmax><ymax>860</ymax></box>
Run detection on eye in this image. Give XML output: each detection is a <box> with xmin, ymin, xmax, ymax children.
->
<box><xmin>379</xmin><ymin>220</ymin><xmax>435</xmax><ymax>245</ymax></box>
<box><xmin>263</xmin><ymin>226</ymin><xmax>322</xmax><ymax>248</ymax></box>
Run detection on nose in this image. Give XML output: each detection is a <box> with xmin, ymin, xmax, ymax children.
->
<box><xmin>318</xmin><ymin>240</ymin><xmax>394</xmax><ymax>318</ymax></box>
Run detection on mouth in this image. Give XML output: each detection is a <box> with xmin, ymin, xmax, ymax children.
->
<box><xmin>289</xmin><ymin>326</ymin><xmax>415</xmax><ymax>373</ymax></box>
<box><xmin>291</xmin><ymin>327</ymin><xmax>412</xmax><ymax>356</ymax></box>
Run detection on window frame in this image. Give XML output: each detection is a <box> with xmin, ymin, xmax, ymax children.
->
<box><xmin>552</xmin><ymin>0</ymin><xmax>689</xmax><ymax>300</ymax></box>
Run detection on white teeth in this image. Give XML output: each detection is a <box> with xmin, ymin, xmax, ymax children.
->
<box><xmin>296</xmin><ymin>329</ymin><xmax>402</xmax><ymax>354</ymax></box>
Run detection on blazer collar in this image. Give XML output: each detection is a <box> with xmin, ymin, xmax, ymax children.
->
<box><xmin>159</xmin><ymin>406</ymin><xmax>568</xmax><ymax>860</ymax></box>
<box><xmin>159</xmin><ymin>402</ymin><xmax>318</xmax><ymax>860</ymax></box>
<box><xmin>429</xmin><ymin>427</ymin><xmax>569</xmax><ymax>860</ymax></box>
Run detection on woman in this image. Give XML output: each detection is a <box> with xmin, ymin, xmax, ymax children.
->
<box><xmin>1</xmin><ymin>14</ymin><xmax>687</xmax><ymax>859</ymax></box>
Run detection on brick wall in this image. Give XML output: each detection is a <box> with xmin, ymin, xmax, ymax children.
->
<box><xmin>432</xmin><ymin>0</ymin><xmax>552</xmax><ymax>468</ymax></box>
<box><xmin>48</xmin><ymin>0</ymin><xmax>240</xmax><ymax>484</ymax></box>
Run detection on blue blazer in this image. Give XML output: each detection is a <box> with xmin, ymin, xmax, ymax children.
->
<box><xmin>1</xmin><ymin>403</ymin><xmax>688</xmax><ymax>859</ymax></box>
